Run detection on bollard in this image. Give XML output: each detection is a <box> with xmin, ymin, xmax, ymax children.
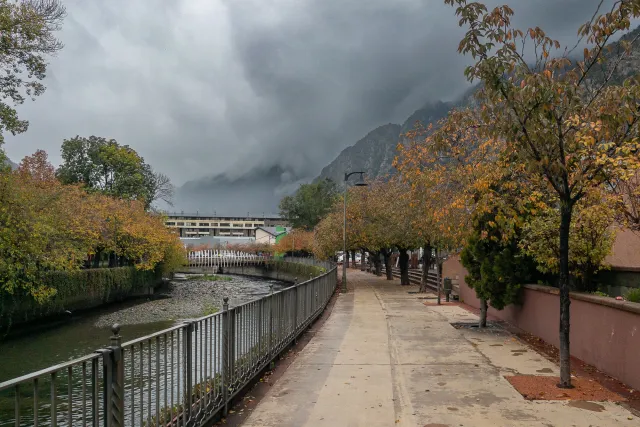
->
<box><xmin>444</xmin><ymin>277</ymin><xmax>452</xmax><ymax>302</ymax></box>
<box><xmin>101</xmin><ymin>324</ymin><xmax>124</xmax><ymax>427</ymax></box>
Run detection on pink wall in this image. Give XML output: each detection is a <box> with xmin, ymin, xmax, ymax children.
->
<box><xmin>444</xmin><ymin>255</ymin><xmax>640</xmax><ymax>390</ymax></box>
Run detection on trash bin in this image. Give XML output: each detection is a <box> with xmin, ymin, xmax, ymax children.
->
<box><xmin>444</xmin><ymin>277</ymin><xmax>452</xmax><ymax>302</ymax></box>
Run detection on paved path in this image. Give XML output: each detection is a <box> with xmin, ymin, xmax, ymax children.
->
<box><xmin>243</xmin><ymin>270</ymin><xmax>637</xmax><ymax>426</ymax></box>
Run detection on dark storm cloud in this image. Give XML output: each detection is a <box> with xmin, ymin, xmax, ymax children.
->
<box><xmin>2</xmin><ymin>0</ymin><xmax>623</xmax><ymax>186</ymax></box>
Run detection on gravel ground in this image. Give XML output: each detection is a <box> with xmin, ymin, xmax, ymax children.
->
<box><xmin>94</xmin><ymin>275</ymin><xmax>288</xmax><ymax>327</ymax></box>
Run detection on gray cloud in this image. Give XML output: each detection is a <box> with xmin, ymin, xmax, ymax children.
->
<box><xmin>2</xmin><ymin>0</ymin><xmax>624</xmax><ymax>188</ymax></box>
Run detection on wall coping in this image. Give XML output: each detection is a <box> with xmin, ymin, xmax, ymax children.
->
<box><xmin>523</xmin><ymin>284</ymin><xmax>640</xmax><ymax>315</ymax></box>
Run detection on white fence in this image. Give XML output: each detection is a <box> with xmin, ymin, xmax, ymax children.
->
<box><xmin>187</xmin><ymin>250</ymin><xmax>266</xmax><ymax>268</ymax></box>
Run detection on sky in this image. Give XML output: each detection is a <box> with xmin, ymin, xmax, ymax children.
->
<box><xmin>2</xmin><ymin>0</ymin><xmax>623</xmax><ymax>190</ymax></box>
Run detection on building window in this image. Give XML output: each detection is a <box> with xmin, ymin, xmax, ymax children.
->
<box><xmin>199</xmin><ymin>223</ymin><xmax>209</xmax><ymax>227</ymax></box>
<box><xmin>187</xmin><ymin>222</ymin><xmax>197</xmax><ymax>226</ymax></box>
<box><xmin>233</xmin><ymin>224</ymin><xmax>242</xmax><ymax>227</ymax></box>
<box><xmin>166</xmin><ymin>222</ymin><xmax>175</xmax><ymax>226</ymax></box>
<box><xmin>219</xmin><ymin>223</ymin><xmax>230</xmax><ymax>227</ymax></box>
<box><xmin>177</xmin><ymin>222</ymin><xmax>184</xmax><ymax>226</ymax></box>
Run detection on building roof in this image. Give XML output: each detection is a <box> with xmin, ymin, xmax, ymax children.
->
<box><xmin>605</xmin><ymin>228</ymin><xmax>640</xmax><ymax>271</ymax></box>
<box><xmin>255</xmin><ymin>226</ymin><xmax>289</xmax><ymax>237</ymax></box>
<box><xmin>162</xmin><ymin>211</ymin><xmax>282</xmax><ymax>220</ymax></box>
<box><xmin>180</xmin><ymin>236</ymin><xmax>256</xmax><ymax>247</ymax></box>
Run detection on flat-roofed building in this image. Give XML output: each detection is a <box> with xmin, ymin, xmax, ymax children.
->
<box><xmin>164</xmin><ymin>213</ymin><xmax>288</xmax><ymax>238</ymax></box>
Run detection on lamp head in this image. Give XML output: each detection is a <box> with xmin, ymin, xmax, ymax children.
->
<box><xmin>354</xmin><ymin>172</ymin><xmax>367</xmax><ymax>187</ymax></box>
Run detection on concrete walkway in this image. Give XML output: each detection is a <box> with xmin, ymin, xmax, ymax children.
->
<box><xmin>243</xmin><ymin>270</ymin><xmax>637</xmax><ymax>427</ymax></box>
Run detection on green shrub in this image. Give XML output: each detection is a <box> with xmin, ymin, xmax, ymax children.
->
<box><xmin>1</xmin><ymin>267</ymin><xmax>161</xmax><ymax>330</ymax></box>
<box><xmin>591</xmin><ymin>291</ymin><xmax>610</xmax><ymax>297</ymax></box>
<box><xmin>265</xmin><ymin>260</ymin><xmax>326</xmax><ymax>279</ymax></box>
<box><xmin>625</xmin><ymin>288</ymin><xmax>640</xmax><ymax>303</ymax></box>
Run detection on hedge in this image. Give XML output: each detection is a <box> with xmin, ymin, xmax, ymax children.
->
<box><xmin>1</xmin><ymin>267</ymin><xmax>161</xmax><ymax>330</ymax></box>
<box><xmin>264</xmin><ymin>259</ymin><xmax>326</xmax><ymax>280</ymax></box>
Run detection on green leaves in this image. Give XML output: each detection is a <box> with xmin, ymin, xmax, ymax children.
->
<box><xmin>279</xmin><ymin>179</ymin><xmax>339</xmax><ymax>230</ymax></box>
<box><xmin>0</xmin><ymin>0</ymin><xmax>65</xmax><ymax>144</ymax></box>
<box><xmin>57</xmin><ymin>135</ymin><xmax>173</xmax><ymax>209</ymax></box>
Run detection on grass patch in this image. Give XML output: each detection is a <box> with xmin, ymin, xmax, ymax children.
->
<box><xmin>187</xmin><ymin>274</ymin><xmax>233</xmax><ymax>282</ymax></box>
<box><xmin>624</xmin><ymin>288</ymin><xmax>640</xmax><ymax>303</ymax></box>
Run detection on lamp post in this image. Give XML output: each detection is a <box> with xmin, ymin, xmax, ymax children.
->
<box><xmin>342</xmin><ymin>171</ymin><xmax>367</xmax><ymax>292</ymax></box>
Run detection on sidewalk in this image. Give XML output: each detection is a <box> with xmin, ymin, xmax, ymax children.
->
<box><xmin>242</xmin><ymin>270</ymin><xmax>637</xmax><ymax>426</ymax></box>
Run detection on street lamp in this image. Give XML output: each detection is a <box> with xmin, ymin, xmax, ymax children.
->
<box><xmin>343</xmin><ymin>171</ymin><xmax>367</xmax><ymax>292</ymax></box>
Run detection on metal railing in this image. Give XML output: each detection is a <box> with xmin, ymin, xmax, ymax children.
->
<box><xmin>0</xmin><ymin>258</ymin><xmax>337</xmax><ymax>427</ymax></box>
<box><xmin>186</xmin><ymin>250</ymin><xmax>265</xmax><ymax>268</ymax></box>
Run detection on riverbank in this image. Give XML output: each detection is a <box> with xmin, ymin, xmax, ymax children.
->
<box><xmin>94</xmin><ymin>274</ymin><xmax>288</xmax><ymax>327</ymax></box>
<box><xmin>0</xmin><ymin>274</ymin><xmax>288</xmax><ymax>382</ymax></box>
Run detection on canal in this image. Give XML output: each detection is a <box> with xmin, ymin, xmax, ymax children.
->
<box><xmin>0</xmin><ymin>274</ymin><xmax>288</xmax><ymax>426</ymax></box>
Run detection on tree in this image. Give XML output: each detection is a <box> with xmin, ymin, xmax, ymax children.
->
<box><xmin>1</xmin><ymin>148</ymin><xmax>185</xmax><ymax>311</ymax></box>
<box><xmin>274</xmin><ymin>229</ymin><xmax>314</xmax><ymax>255</ymax></box>
<box><xmin>445</xmin><ymin>0</ymin><xmax>640</xmax><ymax>387</ymax></box>
<box><xmin>279</xmin><ymin>179</ymin><xmax>338</xmax><ymax>230</ymax></box>
<box><xmin>520</xmin><ymin>189</ymin><xmax>617</xmax><ymax>293</ymax></box>
<box><xmin>0</xmin><ymin>0</ymin><xmax>65</xmax><ymax>145</ymax></box>
<box><xmin>57</xmin><ymin>135</ymin><xmax>173</xmax><ymax>208</ymax></box>
<box><xmin>461</xmin><ymin>206</ymin><xmax>543</xmax><ymax>327</ymax></box>
<box><xmin>395</xmin><ymin>109</ymin><xmax>503</xmax><ymax>296</ymax></box>
<box><xmin>143</xmin><ymin>164</ymin><xmax>174</xmax><ymax>209</ymax></box>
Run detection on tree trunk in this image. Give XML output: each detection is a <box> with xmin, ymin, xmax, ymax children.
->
<box><xmin>419</xmin><ymin>244</ymin><xmax>432</xmax><ymax>293</ymax></box>
<box><xmin>479</xmin><ymin>298</ymin><xmax>488</xmax><ymax>328</ymax></box>
<box><xmin>108</xmin><ymin>251</ymin><xmax>116</xmax><ymax>268</ymax></box>
<box><xmin>93</xmin><ymin>249</ymin><xmax>102</xmax><ymax>268</ymax></box>
<box><xmin>382</xmin><ymin>249</ymin><xmax>393</xmax><ymax>280</ymax></box>
<box><xmin>558</xmin><ymin>201</ymin><xmax>574</xmax><ymax>388</ymax></box>
<box><xmin>435</xmin><ymin>249</ymin><xmax>441</xmax><ymax>305</ymax></box>
<box><xmin>399</xmin><ymin>249</ymin><xmax>410</xmax><ymax>286</ymax></box>
<box><xmin>373</xmin><ymin>251</ymin><xmax>382</xmax><ymax>276</ymax></box>
<box><xmin>360</xmin><ymin>249</ymin><xmax>366</xmax><ymax>271</ymax></box>
<box><xmin>351</xmin><ymin>251</ymin><xmax>356</xmax><ymax>269</ymax></box>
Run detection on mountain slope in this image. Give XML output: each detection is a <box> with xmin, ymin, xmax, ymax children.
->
<box><xmin>315</xmin><ymin>101</ymin><xmax>454</xmax><ymax>183</ymax></box>
<box><xmin>314</xmin><ymin>123</ymin><xmax>401</xmax><ymax>184</ymax></box>
<box><xmin>1</xmin><ymin>156</ymin><xmax>17</xmax><ymax>170</ymax></box>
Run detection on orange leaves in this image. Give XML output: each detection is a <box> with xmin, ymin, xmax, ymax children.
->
<box><xmin>274</xmin><ymin>229</ymin><xmax>314</xmax><ymax>254</ymax></box>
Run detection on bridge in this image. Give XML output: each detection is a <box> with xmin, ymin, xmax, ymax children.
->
<box><xmin>0</xmin><ymin>256</ymin><xmax>337</xmax><ymax>427</ymax></box>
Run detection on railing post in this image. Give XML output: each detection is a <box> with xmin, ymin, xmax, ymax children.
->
<box><xmin>294</xmin><ymin>285</ymin><xmax>299</xmax><ymax>336</ymax></box>
<box><xmin>268</xmin><ymin>285</ymin><xmax>274</xmax><ymax>356</ymax></box>
<box><xmin>221</xmin><ymin>297</ymin><xmax>230</xmax><ymax>417</ymax></box>
<box><xmin>101</xmin><ymin>324</ymin><xmax>124</xmax><ymax>427</ymax></box>
<box><xmin>183</xmin><ymin>321</ymin><xmax>194</xmax><ymax>423</ymax></box>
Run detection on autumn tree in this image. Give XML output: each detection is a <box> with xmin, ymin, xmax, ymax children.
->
<box><xmin>520</xmin><ymin>189</ymin><xmax>617</xmax><ymax>293</ymax></box>
<box><xmin>279</xmin><ymin>179</ymin><xmax>339</xmax><ymax>230</ymax></box>
<box><xmin>1</xmin><ymin>151</ymin><xmax>96</xmax><ymax>303</ymax></box>
<box><xmin>274</xmin><ymin>229</ymin><xmax>314</xmax><ymax>255</ymax></box>
<box><xmin>1</xmin><ymin>148</ymin><xmax>185</xmax><ymax>310</ymax></box>
<box><xmin>396</xmin><ymin>108</ymin><xmax>504</xmax><ymax>298</ymax></box>
<box><xmin>312</xmin><ymin>209</ymin><xmax>343</xmax><ymax>260</ymax></box>
<box><xmin>445</xmin><ymin>0</ymin><xmax>640</xmax><ymax>387</ymax></box>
